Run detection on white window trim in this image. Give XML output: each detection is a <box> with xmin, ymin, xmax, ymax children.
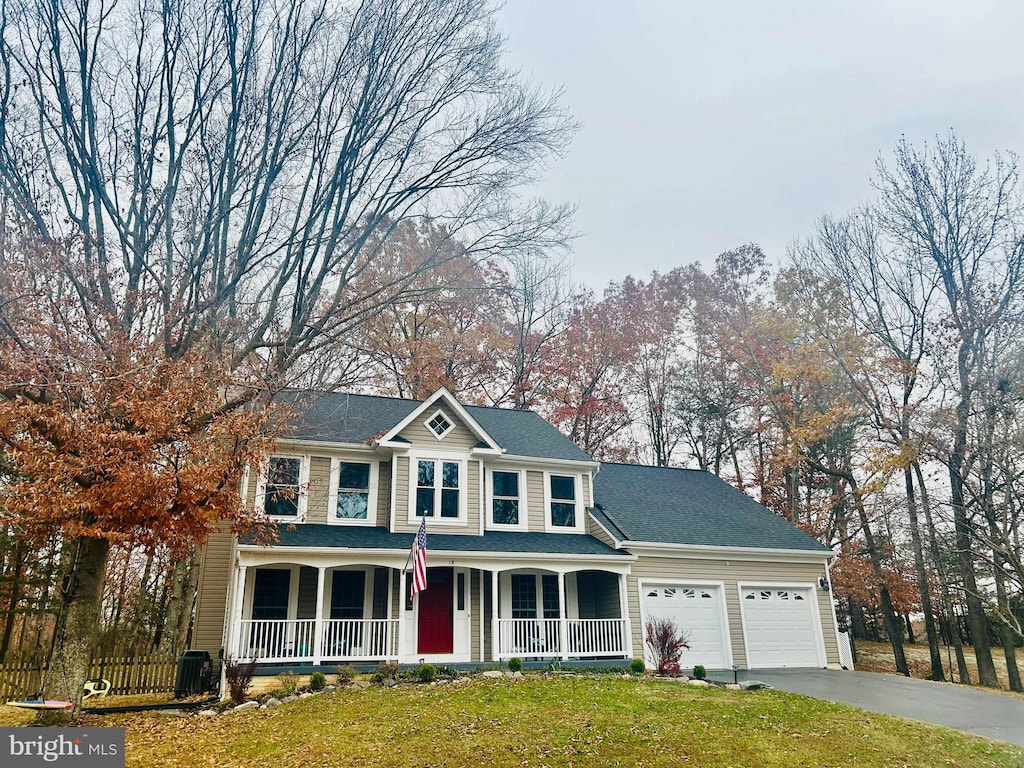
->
<box><xmin>254</xmin><ymin>454</ymin><xmax>310</xmax><ymax>522</ymax></box>
<box><xmin>424</xmin><ymin>408</ymin><xmax>455</xmax><ymax>441</ymax></box>
<box><xmin>327</xmin><ymin>458</ymin><xmax>379</xmax><ymax>527</ymax></box>
<box><xmin>543</xmin><ymin>471</ymin><xmax>586</xmax><ymax>533</ymax></box>
<box><xmin>407</xmin><ymin>451</ymin><xmax>468</xmax><ymax>526</ymax></box>
<box><xmin>486</xmin><ymin>467</ymin><xmax>528</xmax><ymax>531</ymax></box>
<box><xmin>325</xmin><ymin>566</ymin><xmax>375</xmax><ymax>621</ymax></box>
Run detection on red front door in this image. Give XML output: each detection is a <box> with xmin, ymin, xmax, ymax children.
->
<box><xmin>417</xmin><ymin>567</ymin><xmax>454</xmax><ymax>654</ymax></box>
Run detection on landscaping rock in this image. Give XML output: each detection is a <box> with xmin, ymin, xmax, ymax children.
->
<box><xmin>299</xmin><ymin>692</ymin><xmax>313</xmax><ymax>699</ymax></box>
<box><xmin>687</xmin><ymin>679</ymin><xmax>709</xmax><ymax>687</ymax></box>
<box><xmin>323</xmin><ymin>685</ymin><xmax>337</xmax><ymax>693</ymax></box>
<box><xmin>232</xmin><ymin>701</ymin><xmax>260</xmax><ymax>712</ymax></box>
<box><xmin>382</xmin><ymin>678</ymin><xmax>398</xmax><ymax>688</ymax></box>
<box><xmin>197</xmin><ymin>709</ymin><xmax>218</xmax><ymax>717</ymax></box>
<box><xmin>482</xmin><ymin>670</ymin><xmax>503</xmax><ymax>678</ymax></box>
<box><xmin>725</xmin><ymin>684</ymin><xmax>741</xmax><ymax>691</ymax></box>
<box><xmin>511</xmin><ymin>671</ymin><xmax>523</xmax><ymax>678</ymax></box>
<box><xmin>282</xmin><ymin>695</ymin><xmax>299</xmax><ymax>704</ymax></box>
<box><xmin>739</xmin><ymin>680</ymin><xmax>772</xmax><ymax>691</ymax></box>
<box><xmin>352</xmin><ymin>680</ymin><xmax>371</xmax><ymax>689</ymax></box>
<box><xmin>265</xmin><ymin>697</ymin><xmax>282</xmax><ymax>708</ymax></box>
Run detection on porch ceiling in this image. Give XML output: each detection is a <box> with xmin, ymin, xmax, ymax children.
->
<box><xmin>239</xmin><ymin>524</ymin><xmax>629</xmax><ymax>557</ymax></box>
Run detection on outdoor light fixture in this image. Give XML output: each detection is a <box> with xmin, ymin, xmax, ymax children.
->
<box><xmin>818</xmin><ymin>576</ymin><xmax>830</xmax><ymax>592</ymax></box>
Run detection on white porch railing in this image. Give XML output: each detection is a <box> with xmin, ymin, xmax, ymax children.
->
<box><xmin>497</xmin><ymin>618</ymin><xmax>561</xmax><ymax>658</ymax></box>
<box><xmin>321</xmin><ymin>619</ymin><xmax>399</xmax><ymax>661</ymax></box>
<box><xmin>238</xmin><ymin>619</ymin><xmax>316</xmax><ymax>662</ymax></box>
<box><xmin>497</xmin><ymin>618</ymin><xmax>628</xmax><ymax>659</ymax></box>
<box><xmin>567</xmin><ymin>619</ymin><xmax>627</xmax><ymax>657</ymax></box>
<box><xmin>236</xmin><ymin>618</ymin><xmax>400</xmax><ymax>662</ymax></box>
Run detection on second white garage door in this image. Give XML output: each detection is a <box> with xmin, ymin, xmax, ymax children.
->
<box><xmin>641</xmin><ymin>583</ymin><xmax>730</xmax><ymax>669</ymax></box>
<box><xmin>740</xmin><ymin>586</ymin><xmax>822</xmax><ymax>668</ymax></box>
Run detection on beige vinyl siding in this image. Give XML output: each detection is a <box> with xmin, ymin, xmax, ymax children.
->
<box><xmin>306</xmin><ymin>456</ymin><xmax>331</xmax><ymax>523</ymax></box>
<box><xmin>377</xmin><ymin>461</ymin><xmax>392</xmax><ymax>527</ymax></box>
<box><xmin>372</xmin><ymin>567</ymin><xmax>390</xmax><ymax>619</ymax></box>
<box><xmin>398</xmin><ymin>412</ymin><xmax>480</xmax><ymax>449</ymax></box>
<box><xmin>393</xmin><ymin>458</ymin><xmax>481</xmax><ymax>535</ymax></box>
<box><xmin>297</xmin><ymin>566</ymin><xmax>318</xmax><ymax>619</ymax></box>
<box><xmin>245</xmin><ymin>469</ymin><xmax>259</xmax><ymax>514</ymax></box>
<box><xmin>192</xmin><ymin>531</ymin><xmax>234</xmax><ymax>654</ymax></box>
<box><xmin>627</xmin><ymin>555</ymin><xmax>838</xmax><ymax>668</ymax></box>
<box><xmin>526</xmin><ymin>471</ymin><xmax>545</xmax><ymax>530</ymax></box>
<box><xmin>470</xmin><ymin>570</ymin><xmax>481</xmax><ymax>662</ymax></box>
<box><xmin>586</xmin><ymin>514</ymin><xmax>616</xmax><ymax>547</ymax></box>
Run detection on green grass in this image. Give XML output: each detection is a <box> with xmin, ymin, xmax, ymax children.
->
<box><xmin>80</xmin><ymin>676</ymin><xmax>1021</xmax><ymax>768</ymax></box>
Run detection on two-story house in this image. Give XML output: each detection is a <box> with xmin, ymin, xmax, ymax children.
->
<box><xmin>192</xmin><ymin>388</ymin><xmax>841</xmax><ymax>675</ymax></box>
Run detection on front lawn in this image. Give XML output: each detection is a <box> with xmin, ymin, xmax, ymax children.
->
<box><xmin>69</xmin><ymin>675</ymin><xmax>1021</xmax><ymax>767</ymax></box>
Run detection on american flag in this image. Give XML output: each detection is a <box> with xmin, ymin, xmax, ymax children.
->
<box><xmin>411</xmin><ymin>518</ymin><xmax>428</xmax><ymax>597</ymax></box>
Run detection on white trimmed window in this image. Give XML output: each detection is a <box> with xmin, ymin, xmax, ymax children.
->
<box><xmin>544</xmin><ymin>472</ymin><xmax>584</xmax><ymax>532</ymax></box>
<box><xmin>424</xmin><ymin>409</ymin><xmax>454</xmax><ymax>440</ymax></box>
<box><xmin>256</xmin><ymin>455</ymin><xmax>309</xmax><ymax>520</ymax></box>
<box><xmin>328</xmin><ymin>459</ymin><xmax>378</xmax><ymax>525</ymax></box>
<box><xmin>410</xmin><ymin>456</ymin><xmax>466</xmax><ymax>522</ymax></box>
<box><xmin>488</xmin><ymin>469</ymin><xmax>526</xmax><ymax>529</ymax></box>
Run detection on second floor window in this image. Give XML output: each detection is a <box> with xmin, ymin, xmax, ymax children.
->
<box><xmin>416</xmin><ymin>459</ymin><xmax>460</xmax><ymax>518</ymax></box>
<box><xmin>265</xmin><ymin>457</ymin><xmax>301</xmax><ymax>517</ymax></box>
<box><xmin>549</xmin><ymin>474</ymin><xmax>577</xmax><ymax>528</ymax></box>
<box><xmin>335</xmin><ymin>462</ymin><xmax>371</xmax><ymax>520</ymax></box>
<box><xmin>492</xmin><ymin>470</ymin><xmax>520</xmax><ymax>526</ymax></box>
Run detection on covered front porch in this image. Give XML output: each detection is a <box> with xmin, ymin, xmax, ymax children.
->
<box><xmin>227</xmin><ymin>550</ymin><xmax>635</xmax><ymax>665</ymax></box>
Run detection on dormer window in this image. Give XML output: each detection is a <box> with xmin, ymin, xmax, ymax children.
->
<box><xmin>425</xmin><ymin>409</ymin><xmax>453</xmax><ymax>440</ymax></box>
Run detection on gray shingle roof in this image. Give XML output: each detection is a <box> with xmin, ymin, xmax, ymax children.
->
<box><xmin>592</xmin><ymin>462</ymin><xmax>830</xmax><ymax>553</ymax></box>
<box><xmin>277</xmin><ymin>391</ymin><xmax>593</xmax><ymax>462</ymax></box>
<box><xmin>241</xmin><ymin>524</ymin><xmax>627</xmax><ymax>557</ymax></box>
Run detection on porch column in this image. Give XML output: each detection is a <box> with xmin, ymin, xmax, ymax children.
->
<box><xmin>618</xmin><ymin>573</ymin><xmax>633</xmax><ymax>658</ymax></box>
<box><xmin>491</xmin><ymin>570</ymin><xmax>499</xmax><ymax>662</ymax></box>
<box><xmin>230</xmin><ymin>565</ymin><xmax>248</xmax><ymax>659</ymax></box>
<box><xmin>313</xmin><ymin>566</ymin><xmax>326</xmax><ymax>665</ymax></box>
<box><xmin>558</xmin><ymin>571</ymin><xmax>568</xmax><ymax>660</ymax></box>
<box><xmin>397</xmin><ymin>569</ymin><xmax>407</xmax><ymax>663</ymax></box>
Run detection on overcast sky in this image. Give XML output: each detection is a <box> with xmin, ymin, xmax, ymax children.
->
<box><xmin>496</xmin><ymin>0</ymin><xmax>1024</xmax><ymax>290</ymax></box>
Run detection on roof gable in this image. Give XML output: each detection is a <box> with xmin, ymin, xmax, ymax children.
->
<box><xmin>276</xmin><ymin>390</ymin><xmax>594</xmax><ymax>462</ymax></box>
<box><xmin>380</xmin><ymin>387</ymin><xmax>501</xmax><ymax>452</ymax></box>
<box><xmin>592</xmin><ymin>462</ymin><xmax>830</xmax><ymax>553</ymax></box>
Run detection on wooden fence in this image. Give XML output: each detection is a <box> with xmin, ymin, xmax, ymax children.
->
<box><xmin>0</xmin><ymin>654</ymin><xmax>179</xmax><ymax>700</ymax></box>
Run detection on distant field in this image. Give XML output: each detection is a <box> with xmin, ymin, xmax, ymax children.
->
<box><xmin>856</xmin><ymin>639</ymin><xmax>1023</xmax><ymax>691</ymax></box>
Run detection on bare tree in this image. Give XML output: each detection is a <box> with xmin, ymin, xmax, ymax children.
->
<box><xmin>874</xmin><ymin>133</ymin><xmax>1024</xmax><ymax>688</ymax></box>
<box><xmin>0</xmin><ymin>0</ymin><xmax>573</xmax><ymax>716</ymax></box>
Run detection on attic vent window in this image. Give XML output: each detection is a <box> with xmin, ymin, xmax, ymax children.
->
<box><xmin>426</xmin><ymin>411</ymin><xmax>453</xmax><ymax>439</ymax></box>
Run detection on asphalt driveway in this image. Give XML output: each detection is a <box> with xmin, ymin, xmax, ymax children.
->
<box><xmin>734</xmin><ymin>668</ymin><xmax>1024</xmax><ymax>747</ymax></box>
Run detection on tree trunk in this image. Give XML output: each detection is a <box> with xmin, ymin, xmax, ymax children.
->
<box><xmin>904</xmin><ymin>614</ymin><xmax>914</xmax><ymax>644</ymax></box>
<box><xmin>159</xmin><ymin>551</ymin><xmax>199</xmax><ymax>654</ymax></box>
<box><xmin>0</xmin><ymin>541</ymin><xmax>27</xmax><ymax>661</ymax></box>
<box><xmin>904</xmin><ymin>466</ymin><xmax>944</xmax><ymax>680</ymax></box>
<box><xmin>948</xmin><ymin>352</ymin><xmax>998</xmax><ymax>687</ymax></box>
<box><xmin>914</xmin><ymin>460</ymin><xmax>970</xmax><ymax>684</ymax></box>
<box><xmin>37</xmin><ymin>536</ymin><xmax>110</xmax><ymax>724</ymax></box>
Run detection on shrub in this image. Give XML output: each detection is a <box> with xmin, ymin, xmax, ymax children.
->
<box><xmin>507</xmin><ymin>657</ymin><xmax>523</xmax><ymax>673</ymax></box>
<box><xmin>335</xmin><ymin>665</ymin><xmax>356</xmax><ymax>685</ymax></box>
<box><xmin>223</xmin><ymin>656</ymin><xmax>258</xmax><ymax>705</ymax></box>
<box><xmin>630</xmin><ymin>658</ymin><xmax>646</xmax><ymax>675</ymax></box>
<box><xmin>373</xmin><ymin>661</ymin><xmax>401</xmax><ymax>684</ymax></box>
<box><xmin>644</xmin><ymin>618</ymin><xmax>690</xmax><ymax>676</ymax></box>
<box><xmin>417</xmin><ymin>663</ymin><xmax>436</xmax><ymax>683</ymax></box>
<box><xmin>277</xmin><ymin>670</ymin><xmax>300</xmax><ymax>696</ymax></box>
<box><xmin>692</xmin><ymin>665</ymin><xmax>707</xmax><ymax>680</ymax></box>
<box><xmin>435</xmin><ymin>665</ymin><xmax>459</xmax><ymax>680</ymax></box>
<box><xmin>547</xmin><ymin>659</ymin><xmax>562</xmax><ymax>672</ymax></box>
<box><xmin>309</xmin><ymin>671</ymin><xmax>327</xmax><ymax>691</ymax></box>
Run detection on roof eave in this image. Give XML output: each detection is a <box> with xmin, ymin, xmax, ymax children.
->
<box><xmin>622</xmin><ymin>540</ymin><xmax>835</xmax><ymax>562</ymax></box>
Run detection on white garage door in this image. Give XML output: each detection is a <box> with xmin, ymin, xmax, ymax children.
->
<box><xmin>641</xmin><ymin>583</ymin><xmax>730</xmax><ymax>669</ymax></box>
<box><xmin>741</xmin><ymin>587</ymin><xmax>821</xmax><ymax>668</ymax></box>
